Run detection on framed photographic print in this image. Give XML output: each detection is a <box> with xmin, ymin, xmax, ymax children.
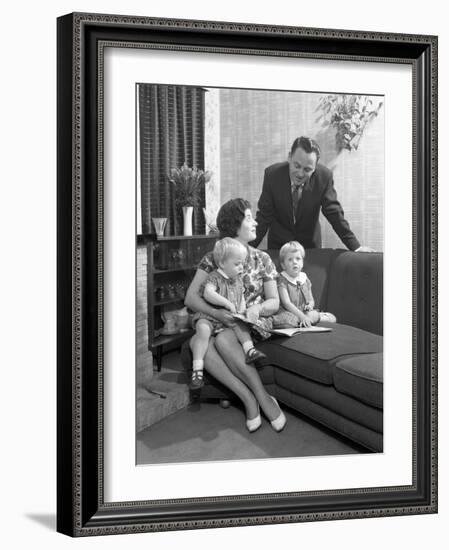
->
<box><xmin>57</xmin><ymin>12</ymin><xmax>437</xmax><ymax>536</ymax></box>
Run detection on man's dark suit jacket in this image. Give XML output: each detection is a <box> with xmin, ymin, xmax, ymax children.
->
<box><xmin>251</xmin><ymin>161</ymin><xmax>360</xmax><ymax>251</ymax></box>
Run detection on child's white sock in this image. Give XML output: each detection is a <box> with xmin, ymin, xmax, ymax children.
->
<box><xmin>192</xmin><ymin>359</ymin><xmax>204</xmax><ymax>372</ymax></box>
<box><xmin>242</xmin><ymin>342</ymin><xmax>254</xmax><ymax>354</ymax></box>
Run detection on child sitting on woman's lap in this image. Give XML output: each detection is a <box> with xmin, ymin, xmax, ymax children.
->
<box><xmin>272</xmin><ymin>241</ymin><xmax>337</xmax><ymax>328</ymax></box>
<box><xmin>189</xmin><ymin>237</ymin><xmax>266</xmax><ymax>391</ymax></box>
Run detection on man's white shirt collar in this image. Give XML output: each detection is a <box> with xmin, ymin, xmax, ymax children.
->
<box><xmin>290</xmin><ymin>177</ymin><xmax>306</xmax><ymax>190</ymax></box>
<box><xmin>281</xmin><ymin>270</ymin><xmax>307</xmax><ymax>285</ymax></box>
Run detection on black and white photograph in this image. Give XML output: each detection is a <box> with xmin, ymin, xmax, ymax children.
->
<box><xmin>136</xmin><ymin>83</ymin><xmax>385</xmax><ymax>465</ymax></box>
<box><xmin>50</xmin><ymin>5</ymin><xmax>438</xmax><ymax>541</ymax></box>
<box><xmin>2</xmin><ymin>0</ymin><xmax>447</xmax><ymax>544</ymax></box>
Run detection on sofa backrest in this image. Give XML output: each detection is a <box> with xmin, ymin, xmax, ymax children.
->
<box><xmin>266</xmin><ymin>248</ymin><xmax>383</xmax><ymax>336</ymax></box>
<box><xmin>266</xmin><ymin>248</ymin><xmax>344</xmax><ymax>310</ymax></box>
<box><xmin>303</xmin><ymin>248</ymin><xmax>345</xmax><ymax>311</ymax></box>
<box><xmin>326</xmin><ymin>251</ymin><xmax>383</xmax><ymax>335</ymax></box>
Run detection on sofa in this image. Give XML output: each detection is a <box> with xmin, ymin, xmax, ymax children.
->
<box><xmin>182</xmin><ymin>248</ymin><xmax>383</xmax><ymax>452</ymax></box>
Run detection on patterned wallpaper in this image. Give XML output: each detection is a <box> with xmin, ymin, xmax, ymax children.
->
<box><xmin>204</xmin><ymin>88</ymin><xmax>221</xmax><ymax>228</ymax></box>
<box><xmin>204</xmin><ymin>87</ymin><xmax>384</xmax><ymax>251</ymax></box>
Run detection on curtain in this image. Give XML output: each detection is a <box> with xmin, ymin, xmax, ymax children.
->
<box><xmin>139</xmin><ymin>84</ymin><xmax>206</xmax><ymax>235</ymax></box>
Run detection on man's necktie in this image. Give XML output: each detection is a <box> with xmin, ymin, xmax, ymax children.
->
<box><xmin>292</xmin><ymin>183</ymin><xmax>304</xmax><ymax>220</ymax></box>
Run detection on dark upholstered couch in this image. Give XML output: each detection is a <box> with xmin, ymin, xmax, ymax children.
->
<box><xmin>182</xmin><ymin>248</ymin><xmax>383</xmax><ymax>452</ymax></box>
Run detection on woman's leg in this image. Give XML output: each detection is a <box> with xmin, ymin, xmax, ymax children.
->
<box><xmin>203</xmin><ymin>338</ymin><xmax>259</xmax><ymax>421</ymax></box>
<box><xmin>215</xmin><ymin>329</ymin><xmax>281</xmax><ymax>422</ymax></box>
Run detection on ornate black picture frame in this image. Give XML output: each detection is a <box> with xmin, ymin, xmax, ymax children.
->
<box><xmin>57</xmin><ymin>12</ymin><xmax>437</xmax><ymax>536</ymax></box>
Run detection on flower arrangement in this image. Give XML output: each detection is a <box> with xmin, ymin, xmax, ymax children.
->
<box><xmin>315</xmin><ymin>94</ymin><xmax>383</xmax><ymax>152</ymax></box>
<box><xmin>168</xmin><ymin>162</ymin><xmax>212</xmax><ymax>209</ymax></box>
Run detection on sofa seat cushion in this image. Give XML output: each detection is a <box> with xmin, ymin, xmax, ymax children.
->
<box><xmin>259</xmin><ymin>323</ymin><xmax>382</xmax><ymax>385</ymax></box>
<box><xmin>334</xmin><ymin>353</ymin><xmax>383</xmax><ymax>408</ymax></box>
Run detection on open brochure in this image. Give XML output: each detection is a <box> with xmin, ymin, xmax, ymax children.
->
<box><xmin>268</xmin><ymin>326</ymin><xmax>332</xmax><ymax>336</ymax></box>
<box><xmin>231</xmin><ymin>313</ymin><xmax>332</xmax><ymax>336</ymax></box>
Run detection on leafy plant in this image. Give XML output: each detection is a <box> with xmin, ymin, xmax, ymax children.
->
<box><xmin>168</xmin><ymin>163</ymin><xmax>212</xmax><ymax>208</ymax></box>
<box><xmin>315</xmin><ymin>94</ymin><xmax>383</xmax><ymax>152</ymax></box>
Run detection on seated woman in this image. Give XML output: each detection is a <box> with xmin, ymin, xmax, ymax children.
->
<box><xmin>185</xmin><ymin>198</ymin><xmax>287</xmax><ymax>433</ymax></box>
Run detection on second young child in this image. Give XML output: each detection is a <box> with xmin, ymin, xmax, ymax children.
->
<box><xmin>189</xmin><ymin>237</ymin><xmax>267</xmax><ymax>391</ymax></box>
<box><xmin>272</xmin><ymin>241</ymin><xmax>337</xmax><ymax>328</ymax></box>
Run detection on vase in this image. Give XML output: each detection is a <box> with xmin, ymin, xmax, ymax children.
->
<box><xmin>152</xmin><ymin>217</ymin><xmax>167</xmax><ymax>236</ymax></box>
<box><xmin>182</xmin><ymin>206</ymin><xmax>193</xmax><ymax>236</ymax></box>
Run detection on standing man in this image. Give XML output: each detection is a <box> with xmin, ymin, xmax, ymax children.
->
<box><xmin>251</xmin><ymin>136</ymin><xmax>373</xmax><ymax>251</ymax></box>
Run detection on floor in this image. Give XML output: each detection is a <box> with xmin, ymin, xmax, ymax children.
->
<box><xmin>136</xmin><ymin>350</ymin><xmax>365</xmax><ymax>465</ymax></box>
<box><xmin>136</xmin><ymin>349</ymin><xmax>191</xmax><ymax>433</ymax></box>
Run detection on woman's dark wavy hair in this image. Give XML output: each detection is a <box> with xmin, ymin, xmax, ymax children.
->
<box><xmin>216</xmin><ymin>198</ymin><xmax>251</xmax><ymax>238</ymax></box>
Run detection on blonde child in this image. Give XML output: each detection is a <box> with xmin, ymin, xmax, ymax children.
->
<box><xmin>272</xmin><ymin>241</ymin><xmax>337</xmax><ymax>328</ymax></box>
<box><xmin>189</xmin><ymin>237</ymin><xmax>266</xmax><ymax>391</ymax></box>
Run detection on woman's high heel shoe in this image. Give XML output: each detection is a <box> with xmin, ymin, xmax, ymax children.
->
<box><xmin>246</xmin><ymin>405</ymin><xmax>262</xmax><ymax>433</ymax></box>
<box><xmin>270</xmin><ymin>396</ymin><xmax>287</xmax><ymax>432</ymax></box>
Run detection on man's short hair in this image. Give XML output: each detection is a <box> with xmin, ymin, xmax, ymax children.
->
<box><xmin>213</xmin><ymin>237</ymin><xmax>247</xmax><ymax>266</ymax></box>
<box><xmin>290</xmin><ymin>136</ymin><xmax>321</xmax><ymax>162</ymax></box>
<box><xmin>216</xmin><ymin>198</ymin><xmax>251</xmax><ymax>238</ymax></box>
<box><xmin>279</xmin><ymin>240</ymin><xmax>306</xmax><ymax>266</ymax></box>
